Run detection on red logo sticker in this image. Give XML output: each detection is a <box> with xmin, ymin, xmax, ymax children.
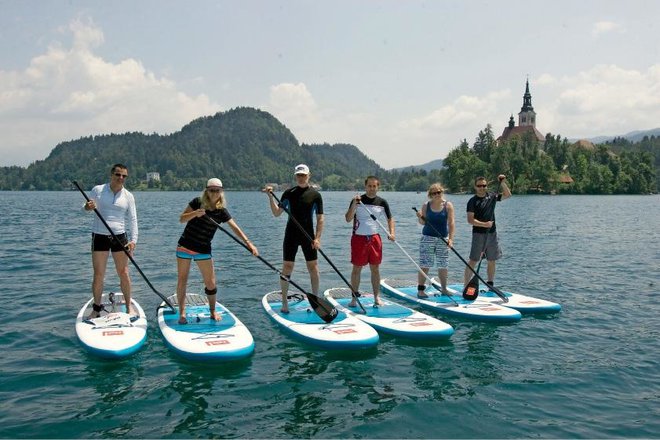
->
<box><xmin>333</xmin><ymin>329</ymin><xmax>357</xmax><ymax>334</ymax></box>
<box><xmin>205</xmin><ymin>340</ymin><xmax>229</xmax><ymax>346</ymax></box>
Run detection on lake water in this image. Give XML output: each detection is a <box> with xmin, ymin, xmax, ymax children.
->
<box><xmin>0</xmin><ymin>190</ymin><xmax>658</xmax><ymax>438</ymax></box>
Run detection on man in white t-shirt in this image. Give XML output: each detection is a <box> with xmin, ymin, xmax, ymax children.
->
<box><xmin>345</xmin><ymin>176</ymin><xmax>395</xmax><ymax>307</ymax></box>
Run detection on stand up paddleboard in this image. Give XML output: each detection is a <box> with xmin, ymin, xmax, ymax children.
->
<box><xmin>323</xmin><ymin>288</ymin><xmax>454</xmax><ymax>340</ymax></box>
<box><xmin>262</xmin><ymin>291</ymin><xmax>379</xmax><ymax>349</ymax></box>
<box><xmin>75</xmin><ymin>292</ymin><xmax>147</xmax><ymax>359</ymax></box>
<box><xmin>158</xmin><ymin>293</ymin><xmax>255</xmax><ymax>361</ymax></box>
<box><xmin>380</xmin><ymin>279</ymin><xmax>522</xmax><ymax>323</ymax></box>
<box><xmin>445</xmin><ymin>282</ymin><xmax>561</xmax><ymax>314</ymax></box>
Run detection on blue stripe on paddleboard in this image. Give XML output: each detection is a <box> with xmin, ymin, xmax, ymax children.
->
<box><xmin>162</xmin><ymin>305</ymin><xmax>237</xmax><ymax>332</ymax></box>
<box><xmin>270</xmin><ymin>300</ymin><xmax>349</xmax><ymax>324</ymax></box>
<box><xmin>333</xmin><ymin>297</ymin><xmax>413</xmax><ymax>319</ymax></box>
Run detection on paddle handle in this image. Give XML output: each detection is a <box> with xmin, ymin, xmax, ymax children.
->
<box><xmin>73</xmin><ymin>180</ymin><xmax>175</xmax><ymax>310</ymax></box>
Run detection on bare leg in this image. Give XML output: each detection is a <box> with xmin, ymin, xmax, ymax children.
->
<box><xmin>438</xmin><ymin>268</ymin><xmax>448</xmax><ymax>293</ymax></box>
<box><xmin>370</xmin><ymin>264</ymin><xmax>382</xmax><ymax>305</ymax></box>
<box><xmin>89</xmin><ymin>251</ymin><xmax>109</xmax><ymax>318</ymax></box>
<box><xmin>197</xmin><ymin>259</ymin><xmax>219</xmax><ymax>320</ymax></box>
<box><xmin>112</xmin><ymin>250</ymin><xmax>132</xmax><ymax>314</ymax></box>
<box><xmin>305</xmin><ymin>259</ymin><xmax>320</xmax><ymax>296</ymax></box>
<box><xmin>349</xmin><ymin>265</ymin><xmax>363</xmax><ymax>306</ymax></box>
<box><xmin>176</xmin><ymin>257</ymin><xmax>192</xmax><ymax>323</ymax></box>
<box><xmin>487</xmin><ymin>260</ymin><xmax>497</xmax><ymax>285</ymax></box>
<box><xmin>417</xmin><ymin>268</ymin><xmax>429</xmax><ymax>298</ymax></box>
<box><xmin>280</xmin><ymin>261</ymin><xmax>294</xmax><ymax>313</ymax></box>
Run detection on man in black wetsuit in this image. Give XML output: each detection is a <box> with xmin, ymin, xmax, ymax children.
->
<box><xmin>265</xmin><ymin>164</ymin><xmax>324</xmax><ymax>313</ymax></box>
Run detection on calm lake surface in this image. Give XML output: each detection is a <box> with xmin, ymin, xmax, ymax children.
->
<box><xmin>0</xmin><ymin>190</ymin><xmax>658</xmax><ymax>439</ymax></box>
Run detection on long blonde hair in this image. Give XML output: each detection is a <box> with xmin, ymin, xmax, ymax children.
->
<box><xmin>200</xmin><ymin>189</ymin><xmax>226</xmax><ymax>210</ymax></box>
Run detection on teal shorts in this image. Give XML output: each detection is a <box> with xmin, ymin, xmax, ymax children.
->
<box><xmin>176</xmin><ymin>246</ymin><xmax>212</xmax><ymax>261</ymax></box>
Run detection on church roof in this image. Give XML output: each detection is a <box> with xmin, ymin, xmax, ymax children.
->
<box><xmin>497</xmin><ymin>125</ymin><xmax>545</xmax><ymax>142</ymax></box>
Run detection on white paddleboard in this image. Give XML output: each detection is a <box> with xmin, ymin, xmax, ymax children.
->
<box><xmin>75</xmin><ymin>292</ymin><xmax>147</xmax><ymax>359</ymax></box>
<box><xmin>262</xmin><ymin>291</ymin><xmax>379</xmax><ymax>349</ymax></box>
<box><xmin>158</xmin><ymin>293</ymin><xmax>254</xmax><ymax>361</ymax></box>
<box><xmin>323</xmin><ymin>287</ymin><xmax>454</xmax><ymax>340</ymax></box>
<box><xmin>380</xmin><ymin>279</ymin><xmax>522</xmax><ymax>323</ymax></box>
<box><xmin>445</xmin><ymin>282</ymin><xmax>561</xmax><ymax>314</ymax></box>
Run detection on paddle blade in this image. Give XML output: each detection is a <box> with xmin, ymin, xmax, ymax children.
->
<box><xmin>307</xmin><ymin>294</ymin><xmax>339</xmax><ymax>323</ymax></box>
<box><xmin>462</xmin><ymin>275</ymin><xmax>479</xmax><ymax>300</ymax></box>
<box><xmin>487</xmin><ymin>283</ymin><xmax>509</xmax><ymax>303</ymax></box>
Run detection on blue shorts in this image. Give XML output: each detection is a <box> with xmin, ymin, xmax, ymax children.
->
<box><xmin>176</xmin><ymin>246</ymin><xmax>212</xmax><ymax>261</ymax></box>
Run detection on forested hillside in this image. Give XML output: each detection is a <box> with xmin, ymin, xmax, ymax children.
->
<box><xmin>0</xmin><ymin>107</ymin><xmax>385</xmax><ymax>191</ymax></box>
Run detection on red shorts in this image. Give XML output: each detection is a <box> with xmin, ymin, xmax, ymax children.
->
<box><xmin>351</xmin><ymin>234</ymin><xmax>383</xmax><ymax>266</ymax></box>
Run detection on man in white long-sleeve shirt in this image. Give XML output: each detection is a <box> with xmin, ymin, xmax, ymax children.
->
<box><xmin>83</xmin><ymin>164</ymin><xmax>138</xmax><ymax>317</ymax></box>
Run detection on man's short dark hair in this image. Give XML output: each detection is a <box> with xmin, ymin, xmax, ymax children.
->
<box><xmin>111</xmin><ymin>163</ymin><xmax>128</xmax><ymax>173</ymax></box>
<box><xmin>365</xmin><ymin>175</ymin><xmax>380</xmax><ymax>185</ymax></box>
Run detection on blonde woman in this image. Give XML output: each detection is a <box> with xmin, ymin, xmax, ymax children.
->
<box><xmin>415</xmin><ymin>183</ymin><xmax>455</xmax><ymax>297</ymax></box>
<box><xmin>175</xmin><ymin>178</ymin><xmax>258</xmax><ymax>324</ymax></box>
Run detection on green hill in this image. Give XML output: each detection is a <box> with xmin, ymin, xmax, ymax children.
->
<box><xmin>0</xmin><ymin>107</ymin><xmax>386</xmax><ymax>191</ymax></box>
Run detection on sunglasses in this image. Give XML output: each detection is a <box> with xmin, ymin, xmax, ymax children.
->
<box><xmin>430</xmin><ymin>191</ymin><xmax>443</xmax><ymax>195</ymax></box>
<box><xmin>476</xmin><ymin>184</ymin><xmax>488</xmax><ymax>188</ymax></box>
<box><xmin>207</xmin><ymin>188</ymin><xmax>222</xmax><ymax>193</ymax></box>
<box><xmin>114</xmin><ymin>173</ymin><xmax>128</xmax><ymax>178</ymax></box>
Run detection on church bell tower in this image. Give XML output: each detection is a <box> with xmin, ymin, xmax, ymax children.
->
<box><xmin>518</xmin><ymin>79</ymin><xmax>536</xmax><ymax>127</ymax></box>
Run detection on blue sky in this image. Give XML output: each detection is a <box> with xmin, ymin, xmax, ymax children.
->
<box><xmin>1</xmin><ymin>0</ymin><xmax>659</xmax><ymax>169</ymax></box>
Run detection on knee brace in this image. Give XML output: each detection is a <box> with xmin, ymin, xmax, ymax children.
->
<box><xmin>204</xmin><ymin>287</ymin><xmax>217</xmax><ymax>296</ymax></box>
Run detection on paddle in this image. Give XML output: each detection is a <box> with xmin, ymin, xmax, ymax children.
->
<box><xmin>462</xmin><ymin>255</ymin><xmax>483</xmax><ymax>301</ymax></box>
<box><xmin>461</xmin><ymin>178</ymin><xmax>508</xmax><ymax>302</ymax></box>
<box><xmin>73</xmin><ymin>180</ymin><xmax>175</xmax><ymax>311</ymax></box>
<box><xmin>268</xmin><ymin>190</ymin><xmax>367</xmax><ymax>314</ymax></box>
<box><xmin>412</xmin><ymin>201</ymin><xmax>508</xmax><ymax>302</ymax></box>
<box><xmin>358</xmin><ymin>201</ymin><xmax>459</xmax><ymax>306</ymax></box>
<box><xmin>203</xmin><ymin>214</ymin><xmax>338</xmax><ymax>323</ymax></box>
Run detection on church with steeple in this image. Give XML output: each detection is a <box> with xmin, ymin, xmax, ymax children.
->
<box><xmin>497</xmin><ymin>79</ymin><xmax>545</xmax><ymax>145</ymax></box>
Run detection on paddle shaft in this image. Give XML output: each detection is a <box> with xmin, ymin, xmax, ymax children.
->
<box><xmin>357</xmin><ymin>201</ymin><xmax>459</xmax><ymax>306</ymax></box>
<box><xmin>413</xmin><ymin>182</ymin><xmax>508</xmax><ymax>302</ymax></box>
<box><xmin>73</xmin><ymin>180</ymin><xmax>175</xmax><ymax>310</ymax></box>
<box><xmin>203</xmin><ymin>214</ymin><xmax>338</xmax><ymax>321</ymax></box>
<box><xmin>269</xmin><ymin>191</ymin><xmax>366</xmax><ymax>313</ymax></box>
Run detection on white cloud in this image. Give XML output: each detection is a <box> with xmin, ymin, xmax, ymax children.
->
<box><xmin>398</xmin><ymin>90</ymin><xmax>510</xmax><ymax>136</ymax></box>
<box><xmin>539</xmin><ymin>64</ymin><xmax>660</xmax><ymax>137</ymax></box>
<box><xmin>592</xmin><ymin>21</ymin><xmax>624</xmax><ymax>37</ymax></box>
<box><xmin>266</xmin><ymin>82</ymin><xmax>320</xmax><ymax>137</ymax></box>
<box><xmin>0</xmin><ymin>17</ymin><xmax>220</xmax><ymax>166</ymax></box>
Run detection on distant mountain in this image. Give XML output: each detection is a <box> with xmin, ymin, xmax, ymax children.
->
<box><xmin>390</xmin><ymin>158</ymin><xmax>444</xmax><ymax>173</ymax></box>
<box><xmin>571</xmin><ymin>127</ymin><xmax>660</xmax><ymax>144</ymax></box>
<box><xmin>0</xmin><ymin>107</ymin><xmax>386</xmax><ymax>191</ymax></box>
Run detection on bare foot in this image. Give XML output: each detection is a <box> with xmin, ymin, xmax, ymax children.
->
<box><xmin>417</xmin><ymin>291</ymin><xmax>429</xmax><ymax>299</ymax></box>
<box><xmin>210</xmin><ymin>310</ymin><xmax>222</xmax><ymax>321</ymax></box>
<box><xmin>374</xmin><ymin>297</ymin><xmax>384</xmax><ymax>306</ymax></box>
<box><xmin>178</xmin><ymin>316</ymin><xmax>188</xmax><ymax>324</ymax></box>
<box><xmin>348</xmin><ymin>301</ymin><xmax>357</xmax><ymax>307</ymax></box>
<box><xmin>280</xmin><ymin>306</ymin><xmax>289</xmax><ymax>314</ymax></box>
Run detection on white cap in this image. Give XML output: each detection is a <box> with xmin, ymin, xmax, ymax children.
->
<box><xmin>294</xmin><ymin>164</ymin><xmax>310</xmax><ymax>175</ymax></box>
<box><xmin>206</xmin><ymin>178</ymin><xmax>223</xmax><ymax>188</ymax></box>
